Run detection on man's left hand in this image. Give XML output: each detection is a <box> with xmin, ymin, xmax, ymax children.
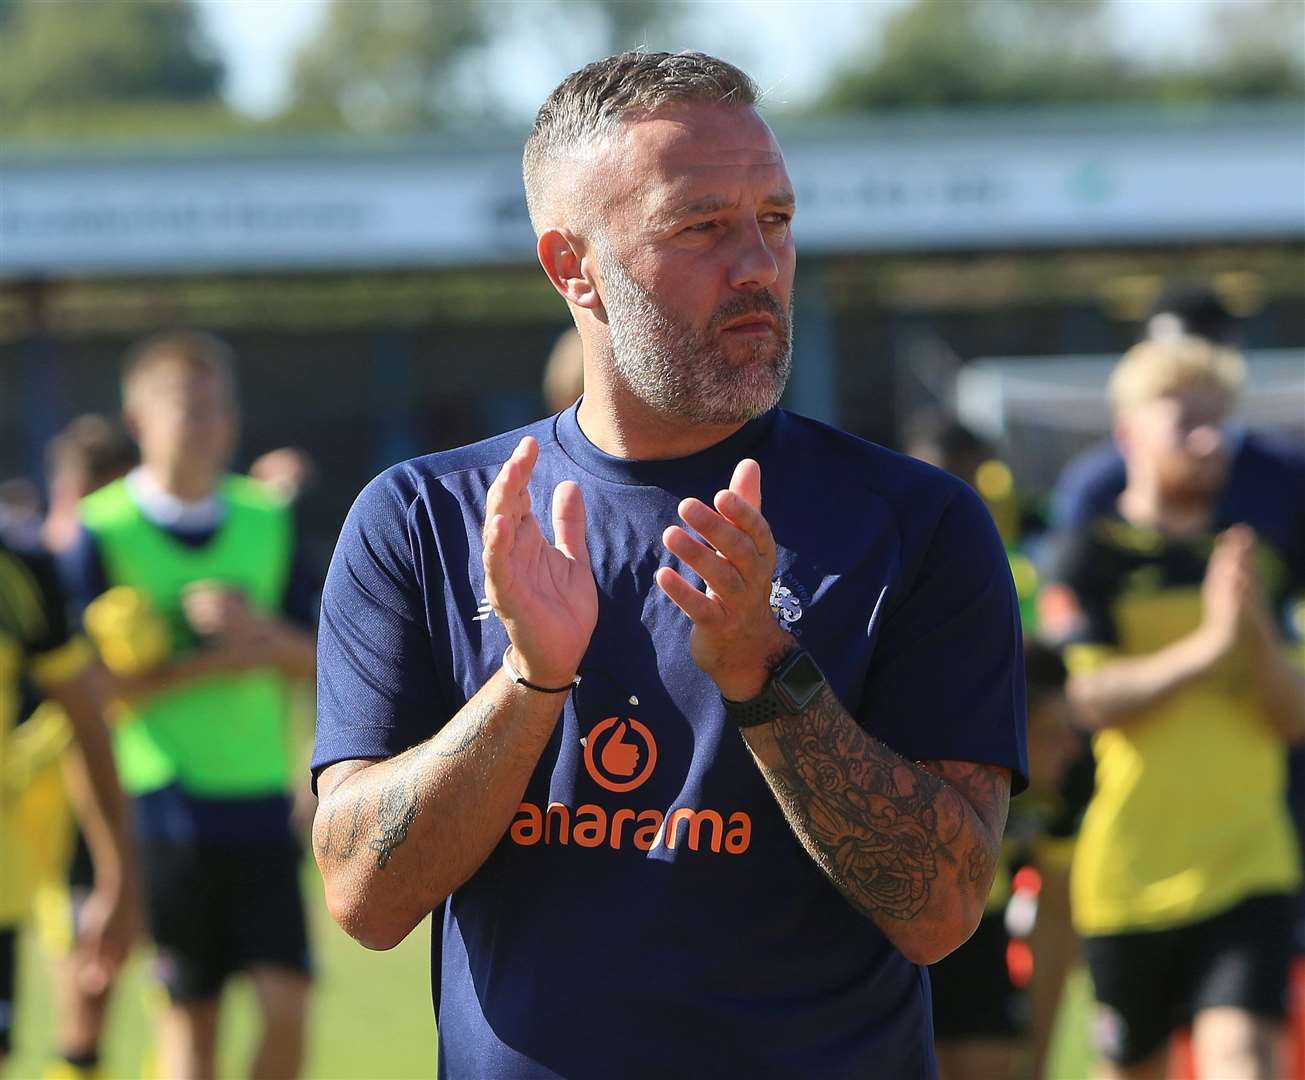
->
<box><xmin>656</xmin><ymin>459</ymin><xmax>792</xmax><ymax>700</ymax></box>
<box><xmin>182</xmin><ymin>583</ymin><xmax>258</xmax><ymax>639</ymax></box>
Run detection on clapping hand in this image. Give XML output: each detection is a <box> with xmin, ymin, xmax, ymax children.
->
<box><xmin>182</xmin><ymin>582</ymin><xmax>257</xmax><ymax>639</ymax></box>
<box><xmin>483</xmin><ymin>436</ymin><xmax>597</xmax><ymax>687</ymax></box>
<box><xmin>656</xmin><ymin>458</ymin><xmax>791</xmax><ymax>701</ymax></box>
<box><xmin>1200</xmin><ymin>526</ymin><xmax>1276</xmax><ymax>659</ymax></box>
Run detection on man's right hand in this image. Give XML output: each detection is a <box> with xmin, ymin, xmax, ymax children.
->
<box><xmin>482</xmin><ymin>436</ymin><xmax>597</xmax><ymax>688</ymax></box>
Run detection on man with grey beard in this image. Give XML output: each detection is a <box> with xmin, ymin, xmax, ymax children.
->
<box><xmin>600</xmin><ymin>245</ymin><xmax>792</xmax><ymax>424</ymax></box>
<box><xmin>311</xmin><ymin>51</ymin><xmax>1026</xmax><ymax>1079</ymax></box>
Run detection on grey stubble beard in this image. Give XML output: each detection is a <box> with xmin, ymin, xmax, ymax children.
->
<box><xmin>598</xmin><ymin>249</ymin><xmax>793</xmax><ymax>426</ymax></box>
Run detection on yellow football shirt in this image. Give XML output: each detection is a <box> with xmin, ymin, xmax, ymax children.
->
<box><xmin>1051</xmin><ymin>520</ymin><xmax>1301</xmax><ymax>935</ymax></box>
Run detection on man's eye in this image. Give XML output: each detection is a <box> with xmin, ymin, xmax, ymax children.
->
<box><xmin>685</xmin><ymin>221</ymin><xmax>718</xmax><ymax>234</ymax></box>
<box><xmin>762</xmin><ymin>214</ymin><xmax>792</xmax><ymax>228</ymax></box>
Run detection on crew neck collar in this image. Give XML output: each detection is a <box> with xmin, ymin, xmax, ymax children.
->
<box><xmin>554</xmin><ymin>400</ymin><xmax>779</xmax><ymax>489</ymax></box>
<box><xmin>126</xmin><ymin>467</ymin><xmax>225</xmax><ymax>531</ymax></box>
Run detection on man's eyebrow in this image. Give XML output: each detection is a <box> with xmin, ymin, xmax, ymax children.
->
<box><xmin>661</xmin><ymin>189</ymin><xmax>797</xmax><ymax>221</ymax></box>
<box><xmin>666</xmin><ymin>195</ymin><xmax>736</xmax><ymax>219</ymax></box>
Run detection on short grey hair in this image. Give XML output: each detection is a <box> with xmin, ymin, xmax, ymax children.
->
<box><xmin>523</xmin><ymin>50</ymin><xmax>760</xmax><ymax>233</ymax></box>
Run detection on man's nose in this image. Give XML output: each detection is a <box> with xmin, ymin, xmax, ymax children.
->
<box><xmin>1186</xmin><ymin>424</ymin><xmax>1224</xmax><ymax>457</ymax></box>
<box><xmin>728</xmin><ymin>221</ymin><xmax>780</xmax><ymax>293</ymax></box>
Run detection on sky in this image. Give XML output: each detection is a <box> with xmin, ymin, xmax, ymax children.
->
<box><xmin>194</xmin><ymin>0</ymin><xmax>1227</xmax><ymax>121</ymax></box>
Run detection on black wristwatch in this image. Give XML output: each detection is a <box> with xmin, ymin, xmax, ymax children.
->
<box><xmin>722</xmin><ymin>648</ymin><xmax>827</xmax><ymax>728</ymax></box>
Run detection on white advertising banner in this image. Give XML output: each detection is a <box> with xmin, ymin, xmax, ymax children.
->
<box><xmin>2</xmin><ymin>108</ymin><xmax>1302</xmax><ymax>276</ymax></box>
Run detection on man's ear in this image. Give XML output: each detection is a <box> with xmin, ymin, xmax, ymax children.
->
<box><xmin>537</xmin><ymin>229</ymin><xmax>602</xmax><ymax>312</ymax></box>
<box><xmin>121</xmin><ymin>406</ymin><xmax>141</xmax><ymax>445</ymax></box>
<box><xmin>1112</xmin><ymin>416</ymin><xmax>1131</xmax><ymax>453</ymax></box>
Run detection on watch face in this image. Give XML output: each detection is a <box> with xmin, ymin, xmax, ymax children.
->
<box><xmin>776</xmin><ymin>651</ymin><xmax>825</xmax><ymax>711</ymax></box>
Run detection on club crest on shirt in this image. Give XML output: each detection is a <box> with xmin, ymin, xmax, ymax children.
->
<box><xmin>769</xmin><ymin>576</ymin><xmax>805</xmax><ymax>631</ymax></box>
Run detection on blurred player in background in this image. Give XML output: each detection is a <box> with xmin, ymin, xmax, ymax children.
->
<box><xmin>0</xmin><ymin>516</ymin><xmax>137</xmax><ymax>1073</ymax></box>
<box><xmin>541</xmin><ymin>326</ymin><xmax>585</xmax><ymax>414</ymax></box>
<box><xmin>0</xmin><ymin>479</ymin><xmax>43</xmax><ymax>537</ymax></box>
<box><xmin>34</xmin><ymin>416</ymin><xmax>136</xmax><ymax>1080</ymax></box>
<box><xmin>1043</xmin><ymin>335</ymin><xmax>1305</xmax><ymax>1079</ymax></box>
<box><xmin>43</xmin><ymin>417</ymin><xmax>138</xmax><ymax>556</ymax></box>
<box><xmin>902</xmin><ymin>408</ymin><xmax>995</xmax><ymax>489</ymax></box>
<box><xmin>1048</xmin><ymin>281</ymin><xmax>1305</xmax><ymax>1077</ymax></box>
<box><xmin>61</xmin><ymin>332</ymin><xmax>320</xmax><ymax>1079</ymax></box>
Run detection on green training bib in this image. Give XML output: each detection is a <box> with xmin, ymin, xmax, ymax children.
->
<box><xmin>81</xmin><ymin>475</ymin><xmax>295</xmax><ymax>797</ymax></box>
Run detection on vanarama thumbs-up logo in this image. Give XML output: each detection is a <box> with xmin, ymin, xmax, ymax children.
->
<box><xmin>509</xmin><ymin>714</ymin><xmax>752</xmax><ymax>855</ymax></box>
<box><xmin>584</xmin><ymin>716</ymin><xmax>657</xmax><ymax>792</ymax></box>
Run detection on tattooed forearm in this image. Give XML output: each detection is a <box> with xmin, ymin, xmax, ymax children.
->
<box><xmin>317</xmin><ymin>703</ymin><xmax>496</xmax><ymax>867</ymax></box>
<box><xmin>436</xmin><ymin>700</ymin><xmax>496</xmax><ymax>757</ymax></box>
<box><xmin>314</xmin><ymin>670</ymin><xmax>579</xmax><ymax>948</ymax></box>
<box><xmin>919</xmin><ymin>758</ymin><xmax>1007</xmax><ymax>904</ymax></box>
<box><xmin>315</xmin><ymin>792</ymin><xmax>368</xmax><ymax>863</ymax></box>
<box><xmin>340</xmin><ymin>797</ymin><xmax>365</xmax><ymax>858</ymax></box>
<box><xmin>747</xmin><ymin>685</ymin><xmax>1008</xmax><ymax>928</ymax></box>
<box><xmin>316</xmin><ymin>806</ymin><xmax>335</xmax><ymax>861</ymax></box>
<box><xmin>369</xmin><ymin>775</ymin><xmax>420</xmax><ymax>869</ymax></box>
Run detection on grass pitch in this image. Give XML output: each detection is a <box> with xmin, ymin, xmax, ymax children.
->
<box><xmin>7</xmin><ymin>866</ymin><xmax>435</xmax><ymax>1079</ymax></box>
<box><xmin>7</xmin><ymin>865</ymin><xmax>1095</xmax><ymax>1079</ymax></box>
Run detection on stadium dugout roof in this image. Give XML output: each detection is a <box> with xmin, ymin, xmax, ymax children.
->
<box><xmin>2</xmin><ymin>103</ymin><xmax>1302</xmax><ymax>278</ymax></box>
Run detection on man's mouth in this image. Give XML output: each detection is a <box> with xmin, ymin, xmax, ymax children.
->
<box><xmin>720</xmin><ymin>314</ymin><xmax>777</xmax><ymax>336</ymax></box>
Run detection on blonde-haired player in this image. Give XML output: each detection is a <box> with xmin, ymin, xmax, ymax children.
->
<box><xmin>1043</xmin><ymin>335</ymin><xmax>1305</xmax><ymax>1079</ymax></box>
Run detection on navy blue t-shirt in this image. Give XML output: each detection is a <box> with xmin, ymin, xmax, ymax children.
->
<box><xmin>313</xmin><ymin>405</ymin><xmax>1028</xmax><ymax>1080</ymax></box>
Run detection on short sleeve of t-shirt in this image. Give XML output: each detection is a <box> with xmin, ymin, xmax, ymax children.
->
<box><xmin>312</xmin><ymin>468</ymin><xmax>449</xmax><ymax>788</ymax></box>
<box><xmin>57</xmin><ymin>525</ymin><xmax>111</xmax><ymax>622</ymax></box>
<box><xmin>1263</xmin><ymin>438</ymin><xmax>1305</xmax><ymax>600</ymax></box>
<box><xmin>1</xmin><ymin>536</ymin><xmax>90</xmax><ymax>688</ymax></box>
<box><xmin>1049</xmin><ymin>442</ymin><xmax>1127</xmax><ymax>530</ymax></box>
<box><xmin>280</xmin><ymin>538</ymin><xmax>322</xmax><ymax>631</ymax></box>
<box><xmin>1040</xmin><ymin>526</ymin><xmax>1117</xmax><ymax>647</ymax></box>
<box><xmin>856</xmin><ymin>482</ymin><xmax>1029</xmax><ymax>792</ymax></box>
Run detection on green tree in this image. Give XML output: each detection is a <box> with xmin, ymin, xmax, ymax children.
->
<box><xmin>285</xmin><ymin>0</ymin><xmax>489</xmax><ymax>132</ymax></box>
<box><xmin>1168</xmin><ymin>0</ymin><xmax>1305</xmax><ymax>102</ymax></box>
<box><xmin>821</xmin><ymin>0</ymin><xmax>1126</xmax><ymax>110</ymax></box>
<box><xmin>576</xmin><ymin>0</ymin><xmax>683</xmax><ymax>55</ymax></box>
<box><xmin>0</xmin><ymin>0</ymin><xmax>224</xmax><ymax>113</ymax></box>
<box><xmin>818</xmin><ymin>0</ymin><xmax>1303</xmax><ymax>112</ymax></box>
<box><xmin>283</xmin><ymin>0</ymin><xmax>683</xmax><ymax>132</ymax></box>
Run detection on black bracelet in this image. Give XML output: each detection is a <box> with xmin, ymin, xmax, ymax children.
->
<box><xmin>502</xmin><ymin>645</ymin><xmax>580</xmax><ymax>694</ymax></box>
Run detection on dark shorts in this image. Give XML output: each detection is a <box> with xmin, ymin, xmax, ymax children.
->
<box><xmin>930</xmin><ymin>912</ymin><xmax>1028</xmax><ymax>1041</ymax></box>
<box><xmin>139</xmin><ymin>837</ymin><xmax>312</xmax><ymax>1002</ymax></box>
<box><xmin>1083</xmin><ymin>892</ymin><xmax>1294</xmax><ymax>1066</ymax></box>
<box><xmin>0</xmin><ymin>926</ymin><xmax>16</xmax><ymax>1054</ymax></box>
